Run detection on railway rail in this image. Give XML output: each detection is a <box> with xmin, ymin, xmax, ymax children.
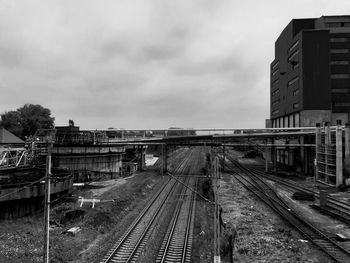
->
<box><xmin>229</xmin><ymin>158</ymin><xmax>350</xmax><ymax>263</ymax></box>
<box><xmin>156</xmin><ymin>177</ymin><xmax>197</xmax><ymax>263</ymax></box>
<box><xmin>221</xmin><ymin>149</ymin><xmax>350</xmax><ymax>221</ymax></box>
<box><xmin>240</xmin><ymin>161</ymin><xmax>350</xmax><ymax>223</ymax></box>
<box><xmin>100</xmin><ymin>147</ymin><xmax>200</xmax><ymax>263</ymax></box>
<box><xmin>100</xmin><ymin>177</ymin><xmax>178</xmax><ymax>263</ymax></box>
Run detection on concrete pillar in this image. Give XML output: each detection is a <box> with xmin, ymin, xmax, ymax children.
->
<box><xmin>325</xmin><ymin>124</ymin><xmax>330</xmax><ymax>183</ymax></box>
<box><xmin>161</xmin><ymin>144</ymin><xmax>168</xmax><ymax>174</ymax></box>
<box><xmin>138</xmin><ymin>146</ymin><xmax>145</xmax><ymax>171</ymax></box>
<box><xmin>289</xmin><ymin>148</ymin><xmax>294</xmax><ymax>167</ymax></box>
<box><xmin>265</xmin><ymin>138</ymin><xmax>272</xmax><ymax>172</ymax></box>
<box><xmin>315</xmin><ymin>124</ymin><xmax>321</xmax><ymax>181</ymax></box>
<box><xmin>336</xmin><ymin>125</ymin><xmax>343</xmax><ymax>187</ymax></box>
<box><xmin>285</xmin><ymin>139</ymin><xmax>290</xmax><ymax>167</ymax></box>
<box><xmin>164</xmin><ymin>144</ymin><xmax>168</xmax><ymax>173</ymax></box>
<box><xmin>272</xmin><ymin>146</ymin><xmax>276</xmax><ymax>172</ymax></box>
<box><xmin>345</xmin><ymin>124</ymin><xmax>350</xmax><ymax>180</ymax></box>
<box><xmin>300</xmin><ymin>136</ymin><xmax>305</xmax><ymax>174</ymax></box>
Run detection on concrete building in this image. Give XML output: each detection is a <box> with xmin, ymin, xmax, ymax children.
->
<box><xmin>270</xmin><ymin>15</ymin><xmax>350</xmax><ymax>127</ymax></box>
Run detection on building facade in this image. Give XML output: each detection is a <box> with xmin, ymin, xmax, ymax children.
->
<box><xmin>270</xmin><ymin>16</ymin><xmax>350</xmax><ymax>128</ymax></box>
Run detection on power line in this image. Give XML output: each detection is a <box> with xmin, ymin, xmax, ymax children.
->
<box><xmin>0</xmin><ymin>176</ymin><xmax>46</xmax><ymax>200</ymax></box>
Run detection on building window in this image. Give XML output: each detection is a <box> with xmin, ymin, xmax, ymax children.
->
<box><xmin>331</xmin><ymin>88</ymin><xmax>350</xmax><ymax>93</ymax></box>
<box><xmin>288</xmin><ymin>50</ymin><xmax>299</xmax><ymax>62</ymax></box>
<box><xmin>272</xmin><ymin>61</ymin><xmax>279</xmax><ymax>71</ymax></box>
<box><xmin>292</xmin><ymin>62</ymin><xmax>299</xmax><ymax>69</ymax></box>
<box><xmin>272</xmin><ymin>78</ymin><xmax>279</xmax><ymax>85</ymax></box>
<box><xmin>293</xmin><ymin>102</ymin><xmax>299</xmax><ymax>109</ymax></box>
<box><xmin>272</xmin><ymin>99</ymin><xmax>280</xmax><ymax>107</ymax></box>
<box><xmin>272</xmin><ymin>109</ymin><xmax>280</xmax><ymax>115</ymax></box>
<box><xmin>330</xmin><ymin>60</ymin><xmax>349</xmax><ymax>65</ymax></box>
<box><xmin>334</xmin><ymin>102</ymin><xmax>350</xmax><ymax>107</ymax></box>
<box><xmin>330</xmin><ymin>37</ymin><xmax>349</xmax><ymax>42</ymax></box>
<box><xmin>326</xmin><ymin>22</ymin><xmax>342</xmax><ymax>27</ymax></box>
<box><xmin>331</xmin><ymin>74</ymin><xmax>349</xmax><ymax>79</ymax></box>
<box><xmin>272</xmin><ymin>68</ymin><xmax>279</xmax><ymax>76</ymax></box>
<box><xmin>330</xmin><ymin>49</ymin><xmax>349</xmax><ymax>54</ymax></box>
<box><xmin>293</xmin><ymin>89</ymin><xmax>300</xmax><ymax>96</ymax></box>
<box><xmin>288</xmin><ymin>40</ymin><xmax>299</xmax><ymax>53</ymax></box>
<box><xmin>288</xmin><ymin>76</ymin><xmax>299</xmax><ymax>87</ymax></box>
<box><xmin>272</xmin><ymin>88</ymin><xmax>280</xmax><ymax>96</ymax></box>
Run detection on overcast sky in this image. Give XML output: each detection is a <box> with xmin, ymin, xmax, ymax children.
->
<box><xmin>0</xmin><ymin>1</ymin><xmax>349</xmax><ymax>129</ymax></box>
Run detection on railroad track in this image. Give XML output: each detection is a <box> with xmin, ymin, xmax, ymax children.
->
<box><xmin>230</xmin><ymin>159</ymin><xmax>350</xmax><ymax>263</ymax></box>
<box><xmin>100</xmin><ymin>147</ymin><xmax>199</xmax><ymax>263</ymax></box>
<box><xmin>239</xmin><ymin>161</ymin><xmax>350</xmax><ymax>222</ymax></box>
<box><xmin>155</xmin><ymin>148</ymin><xmax>203</xmax><ymax>262</ymax></box>
<box><xmin>223</xmin><ymin>151</ymin><xmax>350</xmax><ymax>219</ymax></box>
<box><xmin>156</xmin><ymin>177</ymin><xmax>197</xmax><ymax>263</ymax></box>
<box><xmin>100</xmin><ymin>177</ymin><xmax>178</xmax><ymax>263</ymax></box>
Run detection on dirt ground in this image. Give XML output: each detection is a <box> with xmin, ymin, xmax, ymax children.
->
<box><xmin>2</xmin><ymin>147</ymin><xmax>349</xmax><ymax>263</ymax></box>
<box><xmin>217</xmin><ymin>172</ymin><xmax>342</xmax><ymax>263</ymax></box>
<box><xmin>0</xmin><ymin>168</ymin><xmax>165</xmax><ymax>263</ymax></box>
<box><xmin>268</xmin><ymin>179</ymin><xmax>350</xmax><ymax>251</ymax></box>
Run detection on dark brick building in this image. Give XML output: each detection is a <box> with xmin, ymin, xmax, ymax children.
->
<box><xmin>270</xmin><ymin>16</ymin><xmax>350</xmax><ymax>127</ymax></box>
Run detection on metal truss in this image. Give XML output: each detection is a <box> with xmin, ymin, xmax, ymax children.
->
<box><xmin>0</xmin><ymin>147</ymin><xmax>29</xmax><ymax>169</ymax></box>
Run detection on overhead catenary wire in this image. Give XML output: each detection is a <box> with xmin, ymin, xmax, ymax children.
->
<box><xmin>167</xmin><ymin>172</ymin><xmax>215</xmax><ymax>205</ymax></box>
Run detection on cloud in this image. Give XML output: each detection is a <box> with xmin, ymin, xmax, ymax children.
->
<box><xmin>1</xmin><ymin>0</ymin><xmax>350</xmax><ymax>129</ymax></box>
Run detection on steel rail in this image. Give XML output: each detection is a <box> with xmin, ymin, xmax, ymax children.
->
<box><xmin>158</xmin><ymin>177</ymin><xmax>190</xmax><ymax>263</ymax></box>
<box><xmin>181</xmin><ymin>178</ymin><xmax>197</xmax><ymax>263</ymax></box>
<box><xmin>101</xmin><ymin>147</ymin><xmax>195</xmax><ymax>263</ymax></box>
<box><xmin>246</xmin><ymin>165</ymin><xmax>350</xmax><ymax>216</ymax></box>
<box><xmin>232</xmin><ymin>165</ymin><xmax>350</xmax><ymax>263</ymax></box>
<box><xmin>101</xmin><ymin>177</ymin><xmax>176</xmax><ymax>263</ymax></box>
<box><xmin>157</xmin><ymin>177</ymin><xmax>196</xmax><ymax>263</ymax></box>
<box><xmin>225</xmin><ymin>154</ymin><xmax>350</xmax><ymax>217</ymax></box>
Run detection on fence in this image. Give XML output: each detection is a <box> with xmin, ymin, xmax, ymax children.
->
<box><xmin>315</xmin><ymin>125</ymin><xmax>346</xmax><ymax>187</ymax></box>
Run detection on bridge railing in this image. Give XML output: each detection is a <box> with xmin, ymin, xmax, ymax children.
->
<box><xmin>29</xmin><ymin>126</ymin><xmax>346</xmax><ymax>145</ymax></box>
<box><xmin>90</xmin><ymin>127</ymin><xmax>319</xmax><ymax>142</ymax></box>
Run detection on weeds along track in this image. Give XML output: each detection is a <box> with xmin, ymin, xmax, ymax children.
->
<box><xmin>225</xmin><ymin>152</ymin><xmax>350</xmax><ymax>225</ymax></box>
<box><xmin>100</xmin><ymin>177</ymin><xmax>178</xmax><ymax>263</ymax></box>
<box><xmin>156</xmin><ymin>147</ymin><xmax>202</xmax><ymax>262</ymax></box>
<box><xmin>249</xmin><ymin>166</ymin><xmax>350</xmax><ymax>213</ymax></box>
<box><xmin>228</xmin><ymin>158</ymin><xmax>350</xmax><ymax>263</ymax></box>
<box><xmin>100</xmin><ymin>147</ymin><xmax>200</xmax><ymax>263</ymax></box>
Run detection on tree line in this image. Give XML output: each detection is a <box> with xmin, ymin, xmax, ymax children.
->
<box><xmin>0</xmin><ymin>104</ymin><xmax>55</xmax><ymax>140</ymax></box>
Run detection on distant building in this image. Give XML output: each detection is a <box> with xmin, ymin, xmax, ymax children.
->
<box><xmin>270</xmin><ymin>15</ymin><xmax>350</xmax><ymax>127</ymax></box>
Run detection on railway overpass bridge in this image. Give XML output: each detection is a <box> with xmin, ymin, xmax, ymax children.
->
<box><xmin>51</xmin><ymin>125</ymin><xmax>350</xmax><ymax>188</ymax></box>
<box><xmin>2</xmin><ymin>125</ymin><xmax>349</xmax><ymax>188</ymax></box>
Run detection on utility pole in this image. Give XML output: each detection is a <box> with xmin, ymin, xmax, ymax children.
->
<box><xmin>161</xmin><ymin>144</ymin><xmax>164</xmax><ymax>176</ymax></box>
<box><xmin>43</xmin><ymin>142</ymin><xmax>52</xmax><ymax>263</ymax></box>
<box><xmin>213</xmin><ymin>155</ymin><xmax>221</xmax><ymax>263</ymax></box>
